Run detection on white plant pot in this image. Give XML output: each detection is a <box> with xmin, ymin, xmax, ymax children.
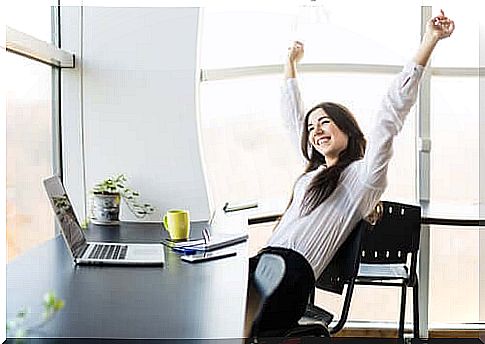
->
<box><xmin>90</xmin><ymin>193</ymin><xmax>121</xmax><ymax>225</ymax></box>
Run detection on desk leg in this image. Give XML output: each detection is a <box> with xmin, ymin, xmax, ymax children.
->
<box><xmin>480</xmin><ymin>221</ymin><xmax>485</xmax><ymax>341</ymax></box>
<box><xmin>418</xmin><ymin>224</ymin><xmax>430</xmax><ymax>338</ymax></box>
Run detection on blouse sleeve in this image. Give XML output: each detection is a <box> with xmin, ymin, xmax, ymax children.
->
<box><xmin>281</xmin><ymin>78</ymin><xmax>305</xmax><ymax>152</ymax></box>
<box><xmin>358</xmin><ymin>62</ymin><xmax>425</xmax><ymax>190</ymax></box>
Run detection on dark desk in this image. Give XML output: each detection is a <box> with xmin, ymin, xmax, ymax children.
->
<box><xmin>7</xmin><ymin>221</ymin><xmax>249</xmax><ymax>339</ymax></box>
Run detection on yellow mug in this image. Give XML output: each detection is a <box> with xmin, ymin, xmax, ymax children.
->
<box><xmin>163</xmin><ymin>209</ymin><xmax>190</xmax><ymax>240</ymax></box>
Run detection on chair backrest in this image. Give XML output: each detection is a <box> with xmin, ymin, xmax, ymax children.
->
<box><xmin>244</xmin><ymin>254</ymin><xmax>286</xmax><ymax>338</ymax></box>
<box><xmin>315</xmin><ymin>220</ymin><xmax>368</xmax><ymax>295</ymax></box>
<box><xmin>360</xmin><ymin>201</ymin><xmax>421</xmax><ymax>265</ymax></box>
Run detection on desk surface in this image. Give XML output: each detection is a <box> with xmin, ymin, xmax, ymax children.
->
<box><xmin>7</xmin><ymin>221</ymin><xmax>249</xmax><ymax>339</ymax></box>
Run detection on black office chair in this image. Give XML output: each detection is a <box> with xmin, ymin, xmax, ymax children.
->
<box><xmin>355</xmin><ymin>201</ymin><xmax>422</xmax><ymax>338</ymax></box>
<box><xmin>245</xmin><ymin>253</ymin><xmax>329</xmax><ymax>340</ymax></box>
<box><xmin>300</xmin><ymin>220</ymin><xmax>369</xmax><ymax>335</ymax></box>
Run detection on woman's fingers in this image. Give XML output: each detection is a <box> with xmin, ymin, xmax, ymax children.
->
<box><xmin>291</xmin><ymin>41</ymin><xmax>304</xmax><ymax>50</ymax></box>
<box><xmin>444</xmin><ymin>20</ymin><xmax>455</xmax><ymax>36</ymax></box>
<box><xmin>287</xmin><ymin>41</ymin><xmax>304</xmax><ymax>63</ymax></box>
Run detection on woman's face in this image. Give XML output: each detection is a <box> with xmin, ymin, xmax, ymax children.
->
<box><xmin>307</xmin><ymin>108</ymin><xmax>349</xmax><ymax>165</ymax></box>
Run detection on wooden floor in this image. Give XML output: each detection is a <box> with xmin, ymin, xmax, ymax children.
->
<box><xmin>334</xmin><ymin>327</ymin><xmax>483</xmax><ymax>339</ymax></box>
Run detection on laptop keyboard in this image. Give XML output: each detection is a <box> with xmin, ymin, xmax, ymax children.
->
<box><xmin>88</xmin><ymin>244</ymin><xmax>128</xmax><ymax>260</ymax></box>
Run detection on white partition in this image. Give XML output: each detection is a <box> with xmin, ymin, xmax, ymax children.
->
<box><xmin>479</xmin><ymin>19</ymin><xmax>485</xmax><ymax>325</ymax></box>
<box><xmin>60</xmin><ymin>6</ymin><xmax>86</xmax><ymax>221</ymax></box>
<box><xmin>61</xmin><ymin>7</ymin><xmax>210</xmax><ymax>221</ymax></box>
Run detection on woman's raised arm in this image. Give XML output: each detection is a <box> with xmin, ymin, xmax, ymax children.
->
<box><xmin>281</xmin><ymin>41</ymin><xmax>306</xmax><ymax>152</ymax></box>
<box><xmin>285</xmin><ymin>41</ymin><xmax>304</xmax><ymax>79</ymax></box>
<box><xmin>358</xmin><ymin>10</ymin><xmax>455</xmax><ymax>192</ymax></box>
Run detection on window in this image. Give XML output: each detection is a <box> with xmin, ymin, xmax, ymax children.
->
<box><xmin>199</xmin><ymin>5</ymin><xmax>420</xmax><ymax>325</ymax></box>
<box><xmin>426</xmin><ymin>2</ymin><xmax>481</xmax><ymax>327</ymax></box>
<box><xmin>199</xmin><ymin>75</ymin><xmax>302</xmax><ymax>209</ymax></box>
<box><xmin>6</xmin><ymin>3</ymin><xmax>59</xmax><ymax>261</ymax></box>
<box><xmin>425</xmin><ymin>1</ymin><xmax>480</xmax><ymax>68</ymax></box>
<box><xmin>429</xmin><ymin>226</ymin><xmax>480</xmax><ymax>324</ymax></box>
<box><xmin>6</xmin><ymin>52</ymin><xmax>55</xmax><ymax>261</ymax></box>
<box><xmin>430</xmin><ymin>76</ymin><xmax>479</xmax><ymax>205</ymax></box>
<box><xmin>200</xmin><ymin>4</ymin><xmax>480</xmax><ymax>329</ymax></box>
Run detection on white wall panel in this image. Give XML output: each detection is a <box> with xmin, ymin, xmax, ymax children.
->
<box><xmin>60</xmin><ymin>6</ymin><xmax>86</xmax><ymax>222</ymax></box>
<box><xmin>61</xmin><ymin>6</ymin><xmax>210</xmax><ymax>222</ymax></box>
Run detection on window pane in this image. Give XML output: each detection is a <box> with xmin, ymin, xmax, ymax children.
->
<box><xmin>315</xmin><ymin>284</ymin><xmax>413</xmax><ymax>324</ymax></box>
<box><xmin>6</xmin><ymin>0</ymin><xmax>53</xmax><ymax>43</ymax></box>
<box><xmin>428</xmin><ymin>74</ymin><xmax>479</xmax><ymax>325</ymax></box>
<box><xmin>295</xmin><ymin>1</ymin><xmax>420</xmax><ymax>66</ymax></box>
<box><xmin>6</xmin><ymin>52</ymin><xmax>55</xmax><ymax>261</ymax></box>
<box><xmin>199</xmin><ymin>75</ymin><xmax>302</xmax><ymax>208</ymax></box>
<box><xmin>430</xmin><ymin>76</ymin><xmax>479</xmax><ymax>205</ymax></box>
<box><xmin>200</xmin><ymin>2</ymin><xmax>420</xmax><ymax>69</ymax></box>
<box><xmin>426</xmin><ymin>1</ymin><xmax>480</xmax><ymax>68</ymax></box>
<box><xmin>200</xmin><ymin>8</ymin><xmax>296</xmax><ymax>69</ymax></box>
<box><xmin>429</xmin><ymin>226</ymin><xmax>480</xmax><ymax>324</ymax></box>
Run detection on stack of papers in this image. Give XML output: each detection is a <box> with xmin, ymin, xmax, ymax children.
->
<box><xmin>161</xmin><ymin>238</ymin><xmax>205</xmax><ymax>248</ymax></box>
<box><xmin>188</xmin><ymin>232</ymin><xmax>248</xmax><ymax>251</ymax></box>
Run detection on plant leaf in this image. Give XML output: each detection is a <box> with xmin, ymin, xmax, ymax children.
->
<box><xmin>53</xmin><ymin>299</ymin><xmax>65</xmax><ymax>311</ymax></box>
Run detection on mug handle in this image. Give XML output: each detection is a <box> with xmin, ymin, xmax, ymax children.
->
<box><xmin>163</xmin><ymin>215</ymin><xmax>169</xmax><ymax>232</ymax></box>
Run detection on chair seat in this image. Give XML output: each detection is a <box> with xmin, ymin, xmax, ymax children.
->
<box><xmin>301</xmin><ymin>304</ymin><xmax>334</xmax><ymax>325</ymax></box>
<box><xmin>357</xmin><ymin>263</ymin><xmax>409</xmax><ymax>281</ymax></box>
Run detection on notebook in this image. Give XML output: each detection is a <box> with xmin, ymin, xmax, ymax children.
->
<box><xmin>188</xmin><ymin>232</ymin><xmax>248</xmax><ymax>251</ymax></box>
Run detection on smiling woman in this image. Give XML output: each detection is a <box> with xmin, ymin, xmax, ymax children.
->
<box><xmin>306</xmin><ymin>108</ymin><xmax>352</xmax><ymax>167</ymax></box>
<box><xmin>236</xmin><ymin>8</ymin><xmax>455</xmax><ymax>333</ymax></box>
<box><xmin>199</xmin><ymin>4</ymin><xmax>479</xmax><ymax>331</ymax></box>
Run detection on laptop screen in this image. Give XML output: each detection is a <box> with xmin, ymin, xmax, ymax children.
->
<box><xmin>43</xmin><ymin>176</ymin><xmax>87</xmax><ymax>258</ymax></box>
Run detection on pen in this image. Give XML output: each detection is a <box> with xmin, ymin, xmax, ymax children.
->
<box><xmin>202</xmin><ymin>210</ymin><xmax>216</xmax><ymax>245</ymax></box>
<box><xmin>172</xmin><ymin>247</ymin><xmax>197</xmax><ymax>254</ymax></box>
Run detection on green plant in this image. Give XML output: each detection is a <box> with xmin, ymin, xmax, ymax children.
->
<box><xmin>80</xmin><ymin>218</ymin><xmax>90</xmax><ymax>229</ymax></box>
<box><xmin>7</xmin><ymin>292</ymin><xmax>65</xmax><ymax>339</ymax></box>
<box><xmin>92</xmin><ymin>173</ymin><xmax>155</xmax><ymax>219</ymax></box>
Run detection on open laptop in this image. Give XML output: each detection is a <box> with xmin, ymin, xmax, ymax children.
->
<box><xmin>43</xmin><ymin>175</ymin><xmax>165</xmax><ymax>266</ymax></box>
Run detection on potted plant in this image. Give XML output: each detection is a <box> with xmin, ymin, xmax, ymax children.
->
<box><xmin>90</xmin><ymin>174</ymin><xmax>155</xmax><ymax>225</ymax></box>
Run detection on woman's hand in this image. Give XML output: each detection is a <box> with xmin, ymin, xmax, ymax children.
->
<box><xmin>285</xmin><ymin>41</ymin><xmax>304</xmax><ymax>79</ymax></box>
<box><xmin>287</xmin><ymin>41</ymin><xmax>304</xmax><ymax>64</ymax></box>
<box><xmin>414</xmin><ymin>10</ymin><xmax>454</xmax><ymax>66</ymax></box>
<box><xmin>425</xmin><ymin>9</ymin><xmax>455</xmax><ymax>42</ymax></box>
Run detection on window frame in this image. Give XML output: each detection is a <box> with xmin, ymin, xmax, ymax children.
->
<box><xmin>5</xmin><ymin>3</ymin><xmax>72</xmax><ymax>237</ymax></box>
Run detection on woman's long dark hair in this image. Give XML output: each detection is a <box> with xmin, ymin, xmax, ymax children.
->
<box><xmin>299</xmin><ymin>102</ymin><xmax>366</xmax><ymax>216</ymax></box>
